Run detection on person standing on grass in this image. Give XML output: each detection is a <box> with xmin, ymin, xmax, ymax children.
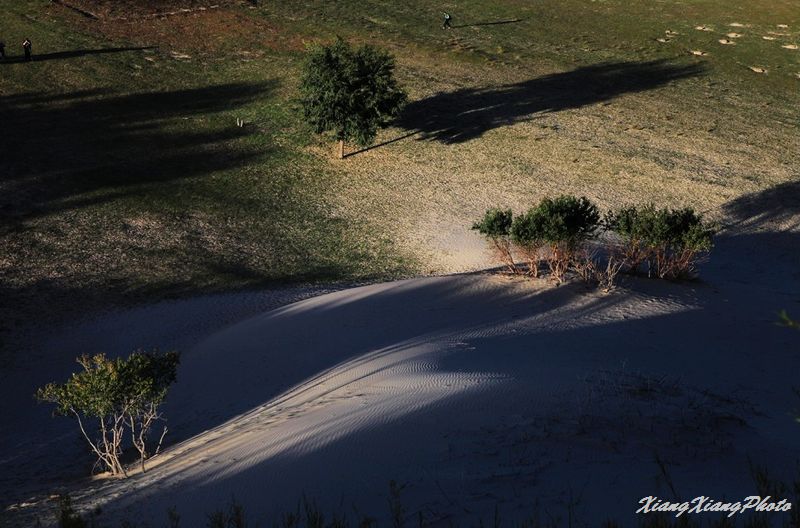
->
<box><xmin>442</xmin><ymin>12</ymin><xmax>452</xmax><ymax>29</ymax></box>
<box><xmin>22</xmin><ymin>38</ymin><xmax>32</xmax><ymax>62</ymax></box>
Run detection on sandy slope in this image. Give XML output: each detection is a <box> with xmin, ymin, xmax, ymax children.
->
<box><xmin>81</xmin><ymin>263</ymin><xmax>798</xmax><ymax>526</ymax></box>
<box><xmin>3</xmin><ymin>188</ymin><xmax>799</xmax><ymax>527</ymax></box>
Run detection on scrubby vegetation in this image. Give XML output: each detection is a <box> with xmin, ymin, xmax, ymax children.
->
<box><xmin>472</xmin><ymin>207</ymin><xmax>518</xmax><ymax>274</ymax></box>
<box><xmin>475</xmin><ymin>197</ymin><xmax>716</xmax><ymax>290</ymax></box>
<box><xmin>50</xmin><ymin>484</ymin><xmax>800</xmax><ymax>528</ymax></box>
<box><xmin>300</xmin><ymin>37</ymin><xmax>408</xmax><ymax>158</ymax></box>
<box><xmin>511</xmin><ymin>195</ymin><xmax>600</xmax><ymax>283</ymax></box>
<box><xmin>36</xmin><ymin>350</ymin><xmax>180</xmax><ymax>476</ymax></box>
<box><xmin>604</xmin><ymin>205</ymin><xmax>716</xmax><ymax>279</ymax></box>
<box><xmin>779</xmin><ymin>311</ymin><xmax>799</xmax><ymax>330</ymax></box>
<box><xmin>1</xmin><ymin>0</ymin><xmax>796</xmax><ymax>338</ymax></box>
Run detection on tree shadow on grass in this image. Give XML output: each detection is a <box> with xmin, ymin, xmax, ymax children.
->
<box><xmin>0</xmin><ymin>46</ymin><xmax>158</xmax><ymax>64</ymax></box>
<box><xmin>342</xmin><ymin>130</ymin><xmax>419</xmax><ymax>158</ymax></box>
<box><xmin>0</xmin><ymin>81</ymin><xmax>276</xmax><ymax>224</ymax></box>
<box><xmin>450</xmin><ymin>18</ymin><xmax>524</xmax><ymax>28</ymax></box>
<box><xmin>397</xmin><ymin>59</ymin><xmax>705</xmax><ymax>144</ymax></box>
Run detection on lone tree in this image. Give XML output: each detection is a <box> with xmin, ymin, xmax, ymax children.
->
<box><xmin>300</xmin><ymin>37</ymin><xmax>408</xmax><ymax>159</ymax></box>
<box><xmin>36</xmin><ymin>350</ymin><xmax>180</xmax><ymax>476</ymax></box>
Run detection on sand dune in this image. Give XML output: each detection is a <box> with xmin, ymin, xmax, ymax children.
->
<box><xmin>4</xmin><ymin>190</ymin><xmax>800</xmax><ymax>527</ymax></box>
<box><xmin>64</xmin><ymin>227</ymin><xmax>800</xmax><ymax>525</ymax></box>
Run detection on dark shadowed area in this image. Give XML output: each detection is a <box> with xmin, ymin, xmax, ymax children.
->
<box><xmin>398</xmin><ymin>60</ymin><xmax>705</xmax><ymax>144</ymax></box>
<box><xmin>723</xmin><ymin>179</ymin><xmax>800</xmax><ymax>229</ymax></box>
<box><xmin>0</xmin><ymin>46</ymin><xmax>157</xmax><ymax>64</ymax></box>
<box><xmin>0</xmin><ymin>82</ymin><xmax>273</xmax><ymax>223</ymax></box>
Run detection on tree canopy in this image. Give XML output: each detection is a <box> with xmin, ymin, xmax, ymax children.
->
<box><xmin>37</xmin><ymin>350</ymin><xmax>180</xmax><ymax>476</ymax></box>
<box><xmin>300</xmin><ymin>37</ymin><xmax>407</xmax><ymax>155</ymax></box>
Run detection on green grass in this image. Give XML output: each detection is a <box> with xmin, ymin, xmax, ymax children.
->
<box><xmin>0</xmin><ymin>0</ymin><xmax>798</xmax><ymax>329</ymax></box>
<box><xmin>252</xmin><ymin>0</ymin><xmax>799</xmax><ymax>97</ymax></box>
<box><xmin>0</xmin><ymin>1</ymin><xmax>417</xmax><ymax>326</ymax></box>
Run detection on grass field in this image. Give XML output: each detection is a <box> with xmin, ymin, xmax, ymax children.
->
<box><xmin>1</xmin><ymin>0</ymin><xmax>798</xmax><ymax>335</ymax></box>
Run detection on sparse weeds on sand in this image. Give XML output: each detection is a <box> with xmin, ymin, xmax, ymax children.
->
<box><xmin>206</xmin><ymin>498</ymin><xmax>248</xmax><ymax>528</ymax></box>
<box><xmin>50</xmin><ymin>485</ymin><xmax>799</xmax><ymax>528</ymax></box>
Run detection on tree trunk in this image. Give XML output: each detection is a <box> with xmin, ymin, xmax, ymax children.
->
<box><xmin>337</xmin><ymin>139</ymin><xmax>345</xmax><ymax>159</ymax></box>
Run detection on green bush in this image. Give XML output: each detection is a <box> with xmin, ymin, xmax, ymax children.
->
<box><xmin>300</xmin><ymin>37</ymin><xmax>408</xmax><ymax>158</ymax></box>
<box><xmin>473</xmin><ymin>207</ymin><xmax>513</xmax><ymax>238</ymax></box>
<box><xmin>472</xmin><ymin>208</ymin><xmax>518</xmax><ymax>273</ymax></box>
<box><xmin>604</xmin><ymin>205</ymin><xmax>715</xmax><ymax>279</ymax></box>
<box><xmin>510</xmin><ymin>209</ymin><xmax>545</xmax><ymax>277</ymax></box>
<box><xmin>780</xmin><ymin>311</ymin><xmax>800</xmax><ymax>330</ymax></box>
<box><xmin>535</xmin><ymin>195</ymin><xmax>600</xmax><ymax>247</ymax></box>
<box><xmin>474</xmin><ymin>198</ymin><xmax>714</xmax><ymax>287</ymax></box>
<box><xmin>515</xmin><ymin>196</ymin><xmax>600</xmax><ymax>282</ymax></box>
<box><xmin>37</xmin><ymin>350</ymin><xmax>180</xmax><ymax>476</ymax></box>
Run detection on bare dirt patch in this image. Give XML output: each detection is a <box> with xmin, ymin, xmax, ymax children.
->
<box><xmin>55</xmin><ymin>1</ymin><xmax>303</xmax><ymax>53</ymax></box>
<box><xmin>55</xmin><ymin>0</ymin><xmax>234</xmax><ymax>19</ymax></box>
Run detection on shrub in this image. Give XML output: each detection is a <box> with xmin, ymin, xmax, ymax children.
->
<box><xmin>37</xmin><ymin>350</ymin><xmax>180</xmax><ymax>476</ymax></box>
<box><xmin>510</xmin><ymin>209</ymin><xmax>546</xmax><ymax>277</ymax></box>
<box><xmin>601</xmin><ymin>206</ymin><xmax>646</xmax><ymax>271</ymax></box>
<box><xmin>780</xmin><ymin>311</ymin><xmax>800</xmax><ymax>330</ymax></box>
<box><xmin>475</xmin><ymin>198</ymin><xmax>713</xmax><ymax>287</ymax></box>
<box><xmin>57</xmin><ymin>495</ymin><xmax>87</xmax><ymax>528</ymax></box>
<box><xmin>473</xmin><ymin>208</ymin><xmax>519</xmax><ymax>274</ymax></box>
<box><xmin>300</xmin><ymin>37</ymin><xmax>408</xmax><ymax>158</ymax></box>
<box><xmin>605</xmin><ymin>205</ymin><xmax>715</xmax><ymax>279</ymax></box>
<box><xmin>530</xmin><ymin>195</ymin><xmax>600</xmax><ymax>283</ymax></box>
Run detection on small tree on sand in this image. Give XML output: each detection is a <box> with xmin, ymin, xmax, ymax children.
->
<box><xmin>300</xmin><ymin>37</ymin><xmax>408</xmax><ymax>159</ymax></box>
<box><xmin>36</xmin><ymin>350</ymin><xmax>180</xmax><ymax>476</ymax></box>
<box><xmin>473</xmin><ymin>208</ymin><xmax>518</xmax><ymax>273</ymax></box>
<box><xmin>534</xmin><ymin>195</ymin><xmax>600</xmax><ymax>283</ymax></box>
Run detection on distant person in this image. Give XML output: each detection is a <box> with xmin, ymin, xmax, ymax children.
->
<box><xmin>0</xmin><ymin>41</ymin><xmax>5</xmax><ymax>60</ymax></box>
<box><xmin>442</xmin><ymin>12</ymin><xmax>452</xmax><ymax>29</ymax></box>
<box><xmin>22</xmin><ymin>38</ymin><xmax>32</xmax><ymax>62</ymax></box>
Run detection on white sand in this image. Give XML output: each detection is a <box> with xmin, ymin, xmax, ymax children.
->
<box><xmin>3</xmin><ymin>202</ymin><xmax>800</xmax><ymax>527</ymax></box>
